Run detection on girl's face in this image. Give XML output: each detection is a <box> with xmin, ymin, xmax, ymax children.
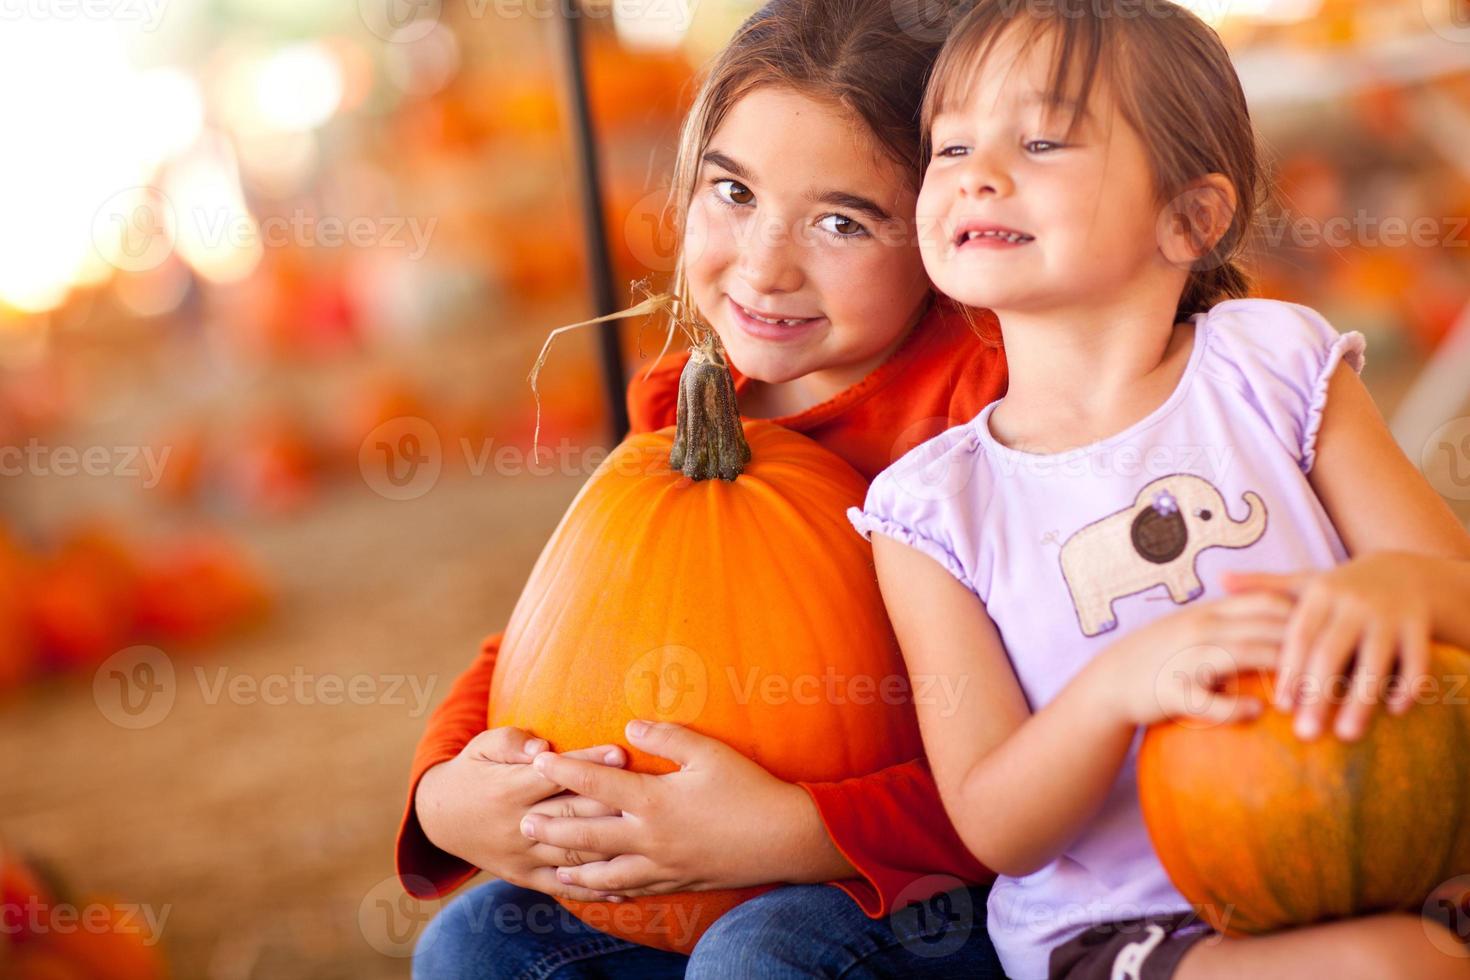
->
<box><xmin>917</xmin><ymin>29</ymin><xmax>1175</xmax><ymax>316</ymax></box>
<box><xmin>683</xmin><ymin>86</ymin><xmax>932</xmax><ymax>386</ymax></box>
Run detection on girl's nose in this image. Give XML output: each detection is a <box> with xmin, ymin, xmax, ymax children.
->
<box><xmin>736</xmin><ymin>218</ymin><xmax>804</xmax><ymax>294</ymax></box>
<box><xmin>958</xmin><ymin>151</ymin><xmax>1014</xmax><ymax>199</ymax></box>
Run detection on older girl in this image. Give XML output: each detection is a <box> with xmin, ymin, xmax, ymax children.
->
<box><xmin>405</xmin><ymin>0</ymin><xmax>1012</xmax><ymax>975</ymax></box>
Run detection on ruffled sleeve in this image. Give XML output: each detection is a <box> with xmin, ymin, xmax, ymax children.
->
<box><xmin>1199</xmin><ymin>298</ymin><xmax>1366</xmax><ymax>473</ymax></box>
<box><xmin>845</xmin><ymin>424</ymin><xmax>983</xmax><ymax>595</ymax></box>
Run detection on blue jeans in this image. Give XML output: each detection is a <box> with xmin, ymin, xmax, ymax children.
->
<box><xmin>413</xmin><ymin>878</ymin><xmax>1004</xmax><ymax>979</ymax></box>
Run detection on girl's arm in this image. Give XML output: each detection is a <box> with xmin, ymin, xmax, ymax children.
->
<box><xmin>871</xmin><ymin>534</ymin><xmax>1284</xmax><ymax>877</ymax></box>
<box><xmin>1227</xmin><ymin>364</ymin><xmax>1470</xmax><ymax>740</ymax></box>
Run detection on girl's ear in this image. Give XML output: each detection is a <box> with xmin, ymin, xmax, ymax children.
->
<box><xmin>1156</xmin><ymin>174</ymin><xmax>1239</xmax><ymax>268</ymax></box>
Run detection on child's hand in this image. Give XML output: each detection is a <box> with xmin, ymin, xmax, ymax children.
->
<box><xmin>1224</xmin><ymin>554</ymin><xmax>1435</xmax><ymax>742</ymax></box>
<box><xmin>415</xmin><ymin>726</ymin><xmax>627</xmax><ymax>902</ymax></box>
<box><xmin>1093</xmin><ymin>593</ymin><xmax>1292</xmax><ymax>729</ymax></box>
<box><xmin>523</xmin><ymin>721</ymin><xmax>850</xmax><ymax>898</ymax></box>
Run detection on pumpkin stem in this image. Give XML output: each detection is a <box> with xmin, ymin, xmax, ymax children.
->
<box><xmin>669</xmin><ymin>335</ymin><xmax>751</xmax><ymax>481</ymax></box>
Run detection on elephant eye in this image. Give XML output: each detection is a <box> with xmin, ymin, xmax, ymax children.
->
<box><xmin>1196</xmin><ymin>509</ymin><xmax>1213</xmax><ymax>521</ymax></box>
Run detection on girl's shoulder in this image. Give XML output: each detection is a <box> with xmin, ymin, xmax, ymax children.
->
<box><xmin>1192</xmin><ymin>297</ymin><xmax>1366</xmax><ymax>472</ymax></box>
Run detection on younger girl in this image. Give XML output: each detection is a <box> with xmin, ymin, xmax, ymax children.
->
<box><xmin>849</xmin><ymin>3</ymin><xmax>1470</xmax><ymax>979</ymax></box>
<box><xmin>405</xmin><ymin>0</ymin><xmax>1011</xmax><ymax>975</ymax></box>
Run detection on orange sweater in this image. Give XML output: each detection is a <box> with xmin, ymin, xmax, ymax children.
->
<box><xmin>397</xmin><ymin>295</ymin><xmax>1008</xmax><ymax>915</ymax></box>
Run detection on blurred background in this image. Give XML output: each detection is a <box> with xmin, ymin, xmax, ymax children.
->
<box><xmin>0</xmin><ymin>0</ymin><xmax>1467</xmax><ymax>976</ymax></box>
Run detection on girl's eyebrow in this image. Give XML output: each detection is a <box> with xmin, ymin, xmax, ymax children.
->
<box><xmin>702</xmin><ymin>149</ymin><xmax>893</xmax><ymax>222</ymax></box>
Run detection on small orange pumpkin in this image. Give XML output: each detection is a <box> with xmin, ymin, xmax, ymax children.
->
<box><xmin>488</xmin><ymin>341</ymin><xmax>922</xmax><ymax>953</ymax></box>
<box><xmin>1139</xmin><ymin>644</ymin><xmax>1470</xmax><ymax>936</ymax></box>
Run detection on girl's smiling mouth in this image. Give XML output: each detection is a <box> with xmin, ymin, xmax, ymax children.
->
<box><xmin>728</xmin><ymin>296</ymin><xmax>827</xmax><ymax>341</ymax></box>
<box><xmin>952</xmin><ymin>220</ymin><xmax>1036</xmax><ymax>249</ymax></box>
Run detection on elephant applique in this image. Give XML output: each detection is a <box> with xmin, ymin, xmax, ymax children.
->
<box><xmin>1059</xmin><ymin>474</ymin><xmax>1267</xmax><ymax>637</ymax></box>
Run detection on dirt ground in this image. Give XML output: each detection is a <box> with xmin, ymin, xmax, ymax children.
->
<box><xmin>0</xmin><ymin>445</ymin><xmax>587</xmax><ymax>979</ymax></box>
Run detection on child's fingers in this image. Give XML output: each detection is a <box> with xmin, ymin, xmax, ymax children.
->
<box><xmin>1181</xmin><ymin>691</ymin><xmax>1264</xmax><ymax>727</ymax></box>
<box><xmin>522</xmin><ymin>866</ymin><xmax>620</xmax><ymax>905</ymax></box>
<box><xmin>557</xmin><ymin>854</ymin><xmax>662</xmax><ymax>894</ymax></box>
<box><xmin>521</xmin><ymin>814</ymin><xmax>636</xmax><ymax>867</ymax></box>
<box><xmin>468</xmin><ymin>726</ymin><xmax>540</xmax><ymax>763</ymax></box>
<box><xmin>1332</xmin><ymin>624</ymin><xmax>1396</xmax><ymax>741</ymax></box>
<box><xmin>533</xmin><ymin>752</ymin><xmax>648</xmax><ymax>812</ymax></box>
<box><xmin>1390</xmin><ymin>617</ymin><xmax>1433</xmax><ymax>714</ymax></box>
<box><xmin>1294</xmin><ymin>610</ymin><xmax>1361</xmax><ymax>740</ymax></box>
<box><xmin>560</xmin><ymin>744</ymin><xmax>629</xmax><ymax>767</ymax></box>
<box><xmin>528</xmin><ymin>839</ymin><xmax>618</xmax><ymax>869</ymax></box>
<box><xmin>526</xmin><ymin>794</ymin><xmax>621</xmax><ymax>820</ymax></box>
<box><xmin>1277</xmin><ymin>595</ymin><xmax>1330</xmax><ymax>710</ymax></box>
<box><xmin>1220</xmin><ymin>571</ymin><xmax>1307</xmax><ymax>598</ymax></box>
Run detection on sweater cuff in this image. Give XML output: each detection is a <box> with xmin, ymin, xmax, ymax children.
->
<box><xmin>395</xmin><ymin>757</ymin><xmax>480</xmax><ymax>898</ymax></box>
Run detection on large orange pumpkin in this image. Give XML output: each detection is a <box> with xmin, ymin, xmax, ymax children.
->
<box><xmin>1138</xmin><ymin>643</ymin><xmax>1470</xmax><ymax>936</ymax></box>
<box><xmin>488</xmin><ymin>342</ymin><xmax>923</xmax><ymax>953</ymax></box>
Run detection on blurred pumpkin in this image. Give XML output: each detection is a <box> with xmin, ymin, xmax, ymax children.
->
<box><xmin>26</xmin><ymin>525</ymin><xmax>140</xmax><ymax>672</ymax></box>
<box><xmin>135</xmin><ymin>533</ymin><xmax>269</xmax><ymax>647</ymax></box>
<box><xmin>488</xmin><ymin>340</ymin><xmax>923</xmax><ymax>953</ymax></box>
<box><xmin>1139</xmin><ymin>644</ymin><xmax>1470</xmax><ymax>936</ymax></box>
<box><xmin>34</xmin><ymin>895</ymin><xmax>166</xmax><ymax>980</ymax></box>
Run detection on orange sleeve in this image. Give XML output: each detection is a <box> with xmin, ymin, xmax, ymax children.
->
<box><xmin>395</xmin><ymin>631</ymin><xmax>502</xmax><ymax>897</ymax></box>
<box><xmin>798</xmin><ymin>758</ymin><xmax>993</xmax><ymax>917</ymax></box>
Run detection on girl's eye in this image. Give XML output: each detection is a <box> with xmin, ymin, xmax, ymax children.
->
<box><xmin>817</xmin><ymin>213</ymin><xmax>868</xmax><ymax>238</ymax></box>
<box><xmin>1024</xmin><ymin>139</ymin><xmax>1065</xmax><ymax>154</ymax></box>
<box><xmin>933</xmin><ymin>144</ymin><xmax>969</xmax><ymax>159</ymax></box>
<box><xmin>712</xmin><ymin>178</ymin><xmax>754</xmax><ymax>206</ymax></box>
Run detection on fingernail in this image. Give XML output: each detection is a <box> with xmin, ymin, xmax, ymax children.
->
<box><xmin>626</xmin><ymin>720</ymin><xmax>650</xmax><ymax>739</ymax></box>
<box><xmin>533</xmin><ymin>753</ymin><xmax>550</xmax><ymax>770</ymax></box>
<box><xmin>1294</xmin><ymin>713</ymin><xmax>1319</xmax><ymax>740</ymax></box>
<box><xmin>520</xmin><ymin>819</ymin><xmax>535</xmax><ymax>838</ymax></box>
<box><xmin>525</xmin><ymin>738</ymin><xmax>548</xmax><ymax>756</ymax></box>
<box><xmin>604</xmin><ymin>749</ymin><xmax>623</xmax><ymax>765</ymax></box>
<box><xmin>557</xmin><ymin>870</ymin><xmax>572</xmax><ymax>883</ymax></box>
<box><xmin>604</xmin><ymin>895</ymin><xmax>624</xmax><ymax>903</ymax></box>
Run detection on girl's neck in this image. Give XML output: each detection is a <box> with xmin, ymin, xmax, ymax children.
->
<box><xmin>987</xmin><ymin>289</ymin><xmax>1196</xmax><ymax>455</ymax></box>
<box><xmin>740</xmin><ymin>293</ymin><xmax>933</xmax><ymax>420</ymax></box>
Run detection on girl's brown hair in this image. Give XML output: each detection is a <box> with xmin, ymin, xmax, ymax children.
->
<box><xmin>920</xmin><ymin>0</ymin><xmax>1267</xmax><ymax>321</ymax></box>
<box><xmin>656</xmin><ymin>0</ymin><xmax>969</xmax><ymax>345</ymax></box>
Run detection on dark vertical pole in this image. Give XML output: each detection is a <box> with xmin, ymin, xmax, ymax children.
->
<box><xmin>556</xmin><ymin>0</ymin><xmax>631</xmax><ymax>444</ymax></box>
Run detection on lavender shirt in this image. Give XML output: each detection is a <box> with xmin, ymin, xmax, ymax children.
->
<box><xmin>847</xmin><ymin>298</ymin><xmax>1365</xmax><ymax>979</ymax></box>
